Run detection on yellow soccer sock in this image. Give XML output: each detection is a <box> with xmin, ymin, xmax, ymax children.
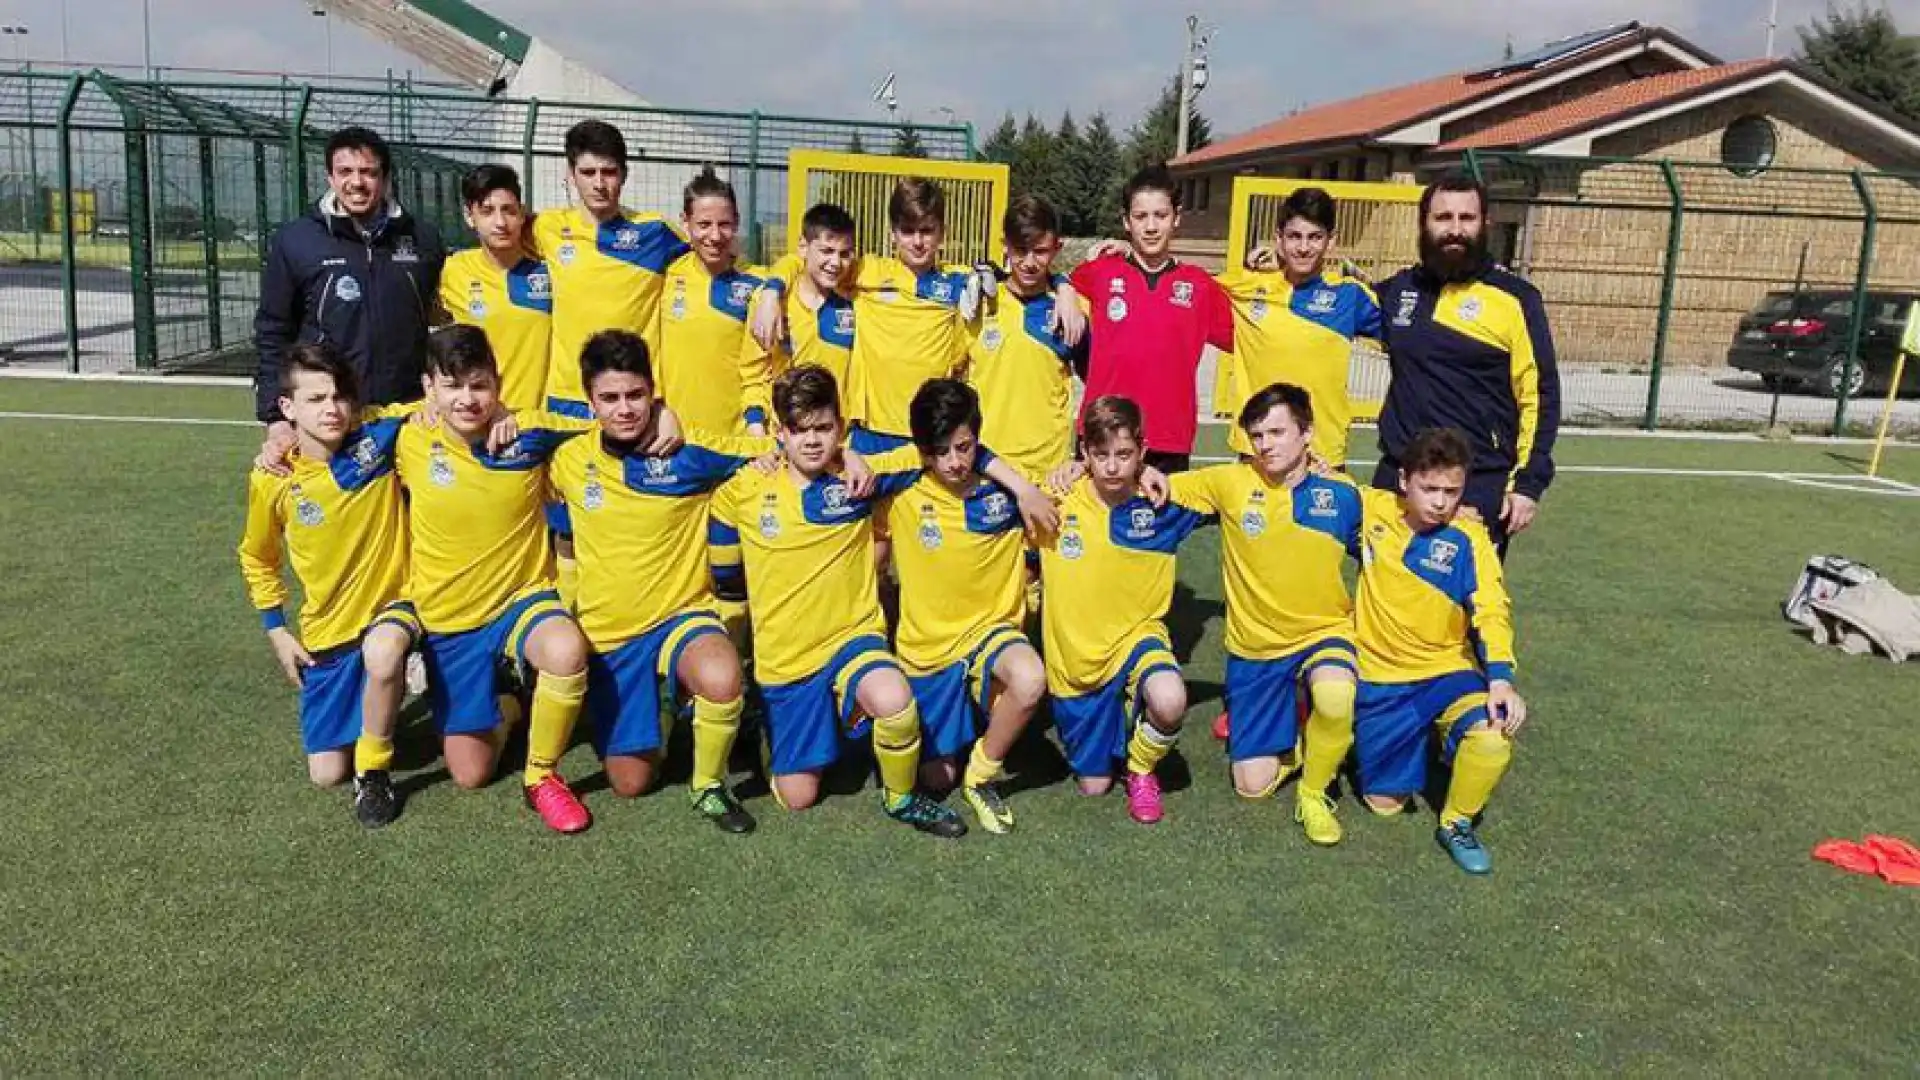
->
<box><xmin>524</xmin><ymin>669</ymin><xmax>587</xmax><ymax>788</ymax></box>
<box><xmin>1126</xmin><ymin>721</ymin><xmax>1178</xmax><ymax>776</ymax></box>
<box><xmin>1300</xmin><ymin>679</ymin><xmax>1357</xmax><ymax>796</ymax></box>
<box><xmin>555</xmin><ymin>555</ymin><xmax>580</xmax><ymax>611</ymax></box>
<box><xmin>871</xmin><ymin>703</ymin><xmax>923</xmax><ymax>802</ymax></box>
<box><xmin>963</xmin><ymin>741</ymin><xmax>1004</xmax><ymax>789</ymax></box>
<box><xmin>1441</xmin><ymin>729</ymin><xmax>1513</xmax><ymax>826</ymax></box>
<box><xmin>690</xmin><ymin>694</ymin><xmax>744</xmax><ymax>794</ymax></box>
<box><xmin>354</xmin><ymin>734</ymin><xmax>395</xmax><ymax>775</ymax></box>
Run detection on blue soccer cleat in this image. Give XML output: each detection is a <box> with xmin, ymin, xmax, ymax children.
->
<box><xmin>1436</xmin><ymin>819</ymin><xmax>1493</xmax><ymax>875</ymax></box>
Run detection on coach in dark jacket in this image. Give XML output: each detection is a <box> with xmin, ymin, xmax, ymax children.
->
<box><xmin>254</xmin><ymin>126</ymin><xmax>445</xmax><ymax>429</ymax></box>
<box><xmin>1373</xmin><ymin>173</ymin><xmax>1561</xmax><ymax>553</ymax></box>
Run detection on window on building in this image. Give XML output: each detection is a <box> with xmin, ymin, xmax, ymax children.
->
<box><xmin>1721</xmin><ymin>115</ymin><xmax>1779</xmax><ymax>178</ymax></box>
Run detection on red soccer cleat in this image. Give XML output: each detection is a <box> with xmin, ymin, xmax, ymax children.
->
<box><xmin>526</xmin><ymin>774</ymin><xmax>592</xmax><ymax>834</ymax></box>
<box><xmin>1212</xmin><ymin>712</ymin><xmax>1231</xmax><ymax>741</ymax></box>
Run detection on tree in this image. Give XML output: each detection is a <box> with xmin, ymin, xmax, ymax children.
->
<box><xmin>892</xmin><ymin>124</ymin><xmax>928</xmax><ymax>158</ymax></box>
<box><xmin>1053</xmin><ymin>111</ymin><xmax>1086</xmax><ymax>232</ymax></box>
<box><xmin>1126</xmin><ymin>73</ymin><xmax>1212</xmax><ymax>174</ymax></box>
<box><xmin>1797</xmin><ymin>3</ymin><xmax>1920</xmax><ymax>120</ymax></box>
<box><xmin>1072</xmin><ymin>111</ymin><xmax>1127</xmax><ymax>235</ymax></box>
<box><xmin>1010</xmin><ymin>113</ymin><xmax>1065</xmax><ymax>214</ymax></box>
<box><xmin>981</xmin><ymin>113</ymin><xmax>1019</xmax><ymax>164</ymax></box>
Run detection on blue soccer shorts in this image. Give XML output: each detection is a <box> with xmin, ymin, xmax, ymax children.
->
<box><xmin>585</xmin><ymin>610</ymin><xmax>726</xmax><ymax>758</ymax></box>
<box><xmin>906</xmin><ymin>623</ymin><xmax>1030</xmax><ymax>761</ymax></box>
<box><xmin>1050</xmin><ymin>632</ymin><xmax>1180</xmax><ymax>779</ymax></box>
<box><xmin>421</xmin><ymin>589</ymin><xmax>567</xmax><ymax>736</ymax></box>
<box><xmin>1352</xmin><ymin>668</ymin><xmax>1490</xmax><ymax>798</ymax></box>
<box><xmin>297</xmin><ymin>602</ymin><xmax>421</xmax><ymax>754</ymax></box>
<box><xmin>1224</xmin><ymin>637</ymin><xmax>1357</xmax><ymax>763</ymax></box>
<box><xmin>759</xmin><ymin>634</ymin><xmax>900</xmax><ymax>776</ymax></box>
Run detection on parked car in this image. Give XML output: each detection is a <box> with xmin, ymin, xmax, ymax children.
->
<box><xmin>1726</xmin><ymin>289</ymin><xmax>1920</xmax><ymax>398</ymax></box>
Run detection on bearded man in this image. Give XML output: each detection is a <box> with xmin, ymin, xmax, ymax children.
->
<box><xmin>1369</xmin><ymin>173</ymin><xmax>1561</xmax><ymax>554</ymax></box>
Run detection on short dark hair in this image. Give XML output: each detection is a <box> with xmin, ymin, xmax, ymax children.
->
<box><xmin>461</xmin><ymin>163</ymin><xmax>521</xmax><ymax>208</ymax></box>
<box><xmin>325</xmin><ymin>126</ymin><xmax>391</xmax><ymax>176</ymax></box>
<box><xmin>425</xmin><ymin>324</ymin><xmax>499</xmax><ymax>381</ymax></box>
<box><xmin>1238</xmin><ymin>382</ymin><xmax>1314</xmax><ymax>434</ymax></box>
<box><xmin>773</xmin><ymin>364</ymin><xmax>841</xmax><ymax>429</ymax></box>
<box><xmin>564</xmin><ymin>119</ymin><xmax>628</xmax><ymax>169</ymax></box>
<box><xmin>1121</xmin><ymin>163</ymin><xmax>1179</xmax><ymax>214</ymax></box>
<box><xmin>909</xmin><ymin>378</ymin><xmax>983</xmax><ymax>454</ymax></box>
<box><xmin>801</xmin><ymin>202</ymin><xmax>856</xmax><ymax>245</ymax></box>
<box><xmin>1400</xmin><ymin>427</ymin><xmax>1474</xmax><ymax>476</ymax></box>
<box><xmin>1003</xmin><ymin>194</ymin><xmax>1060</xmax><ymax>251</ymax></box>
<box><xmin>280</xmin><ymin>342</ymin><xmax>360</xmax><ymax>401</ymax></box>
<box><xmin>683</xmin><ymin>165</ymin><xmax>737</xmax><ymax>217</ymax></box>
<box><xmin>579</xmin><ymin>329</ymin><xmax>653</xmax><ymax>394</ymax></box>
<box><xmin>1419</xmin><ymin>171</ymin><xmax>1488</xmax><ymax>221</ymax></box>
<box><xmin>1277</xmin><ymin>187</ymin><xmax>1336</xmax><ymax>234</ymax></box>
<box><xmin>1082</xmin><ymin>395</ymin><xmax>1144</xmax><ymax>449</ymax></box>
<box><xmin>888</xmin><ymin>177</ymin><xmax>946</xmax><ymax>232</ymax></box>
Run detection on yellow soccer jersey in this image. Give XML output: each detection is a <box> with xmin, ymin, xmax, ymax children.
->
<box><xmin>1171</xmin><ymin>464</ymin><xmax>1361</xmax><ymax>661</ymax></box>
<box><xmin>1215</xmin><ymin>267</ymin><xmax>1382</xmax><ymax>466</ymax></box>
<box><xmin>1354</xmin><ymin>488</ymin><xmax>1515</xmax><ymax>685</ymax></box>
<box><xmin>883</xmin><ymin>472</ymin><xmax>1028</xmax><ymax>672</ymax></box>
<box><xmin>755</xmin><ymin>287</ymin><xmax>857</xmax><ymax>422</ymax></box>
<box><xmin>394</xmin><ymin>411</ymin><xmax>592</xmax><ymax>633</ymax></box>
<box><xmin>966</xmin><ymin>281</ymin><xmax>1083</xmax><ymax>475</ymax></box>
<box><xmin>709</xmin><ymin>448</ymin><xmax>928</xmax><ymax>684</ymax></box>
<box><xmin>1036</xmin><ymin>479</ymin><xmax>1208</xmax><ymax>696</ymax></box>
<box><xmin>438</xmin><ymin>249</ymin><xmax>553</xmax><ymax>412</ymax></box>
<box><xmin>533</xmin><ymin>207</ymin><xmax>689</xmax><ymax>408</ymax></box>
<box><xmin>656</xmin><ymin>253</ymin><xmax>772</xmax><ymax>435</ymax></box>
<box><xmin>548</xmin><ymin>428</ymin><xmax>771</xmax><ymax>650</ymax></box>
<box><xmin>237</xmin><ymin>414</ymin><xmax>409</xmax><ymax>652</ymax></box>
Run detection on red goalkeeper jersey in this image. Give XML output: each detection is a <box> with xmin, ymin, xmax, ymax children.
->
<box><xmin>1071</xmin><ymin>252</ymin><xmax>1234</xmax><ymax>454</ymax></box>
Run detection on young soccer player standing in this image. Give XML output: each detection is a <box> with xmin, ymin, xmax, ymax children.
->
<box><xmin>885</xmin><ymin>379</ymin><xmax>1050</xmax><ymax>834</ymax></box>
<box><xmin>653</xmin><ymin>167</ymin><xmax>773</xmax><ymax>437</ymax></box>
<box><xmin>749</xmin><ymin>202</ymin><xmax>858</xmax><ymax>398</ymax></box>
<box><xmin>1038</xmin><ymin>396</ymin><xmax>1207</xmax><ymax>824</ymax></box>
<box><xmin>438</xmin><ymin>164</ymin><xmax>552</xmax><ymax>413</ymax></box>
<box><xmin>548</xmin><ymin>330</ymin><xmax>769</xmax><ymax>833</ymax></box>
<box><xmin>398</xmin><ymin>326</ymin><xmax>601</xmax><ymax>834</ymax></box>
<box><xmin>1168</xmin><ymin>383</ymin><xmax>1361</xmax><ymax>845</ymax></box>
<box><xmin>1352</xmin><ymin>427</ymin><xmax>1527</xmax><ymax>874</ymax></box>
<box><xmin>238</xmin><ymin>344</ymin><xmax>420</xmax><ymax>828</ymax></box>
<box><xmin>1072</xmin><ymin>165</ymin><xmax>1233</xmax><ymax>473</ymax></box>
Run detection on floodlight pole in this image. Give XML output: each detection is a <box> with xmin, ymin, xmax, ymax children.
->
<box><xmin>1175</xmin><ymin>14</ymin><xmax>1212</xmax><ymax>160</ymax></box>
<box><xmin>142</xmin><ymin>0</ymin><xmax>153</xmax><ymax>79</ymax></box>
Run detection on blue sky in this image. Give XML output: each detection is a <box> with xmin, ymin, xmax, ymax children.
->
<box><xmin>7</xmin><ymin>0</ymin><xmax>1916</xmax><ymax>137</ymax></box>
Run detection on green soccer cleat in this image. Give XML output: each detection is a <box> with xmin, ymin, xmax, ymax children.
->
<box><xmin>885</xmin><ymin>791</ymin><xmax>968</xmax><ymax>839</ymax></box>
<box><xmin>1437</xmin><ymin>819</ymin><xmax>1493</xmax><ymax>875</ymax></box>
<box><xmin>962</xmin><ymin>781</ymin><xmax>1015</xmax><ymax>835</ymax></box>
<box><xmin>692</xmin><ymin>785</ymin><xmax>757</xmax><ymax>835</ymax></box>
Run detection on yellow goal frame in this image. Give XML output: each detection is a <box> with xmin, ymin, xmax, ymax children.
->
<box><xmin>785</xmin><ymin>150</ymin><xmax>1011</xmax><ymax>266</ymax></box>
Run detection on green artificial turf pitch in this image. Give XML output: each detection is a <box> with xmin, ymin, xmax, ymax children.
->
<box><xmin>2</xmin><ymin>379</ymin><xmax>1918</xmax><ymax>1073</ymax></box>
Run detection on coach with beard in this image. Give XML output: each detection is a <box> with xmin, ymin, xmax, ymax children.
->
<box><xmin>1372</xmin><ymin>172</ymin><xmax>1560</xmax><ymax>553</ymax></box>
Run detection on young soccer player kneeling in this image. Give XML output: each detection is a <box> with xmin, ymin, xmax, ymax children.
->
<box><xmin>238</xmin><ymin>344</ymin><xmax>420</xmax><ymax>828</ymax></box>
<box><xmin>886</xmin><ymin>379</ymin><xmax>1051</xmax><ymax>834</ymax></box>
<box><xmin>1169</xmin><ymin>384</ymin><xmax>1360</xmax><ymax>845</ymax></box>
<box><xmin>1353</xmin><ymin>428</ymin><xmax>1528</xmax><ymax>875</ymax></box>
<box><xmin>548</xmin><ymin>330</ymin><xmax>768</xmax><ymax>833</ymax></box>
<box><xmin>1039</xmin><ymin>397</ymin><xmax>1207</xmax><ymax>824</ymax></box>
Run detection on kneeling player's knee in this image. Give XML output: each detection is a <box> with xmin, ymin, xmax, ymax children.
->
<box><xmin>919</xmin><ymin>757</ymin><xmax>959</xmax><ymax>793</ymax></box>
<box><xmin>529</xmin><ymin>621</ymin><xmax>590</xmax><ymax>678</ymax></box>
<box><xmin>774</xmin><ymin>774</ymin><xmax>820</xmax><ymax>811</ymax></box>
<box><xmin>309</xmin><ymin>752</ymin><xmax>351</xmax><ymax>787</ymax></box>
<box><xmin>1308</xmin><ymin>678</ymin><xmax>1356</xmax><ymax>722</ymax></box>
<box><xmin>1232</xmin><ymin>759</ymin><xmax>1280</xmax><ymax>799</ymax></box>
<box><xmin>606</xmin><ymin>756</ymin><xmax>657</xmax><ymax>799</ymax></box>
<box><xmin>1077</xmin><ymin>776</ymin><xmax>1115</xmax><ymax>797</ymax></box>
<box><xmin>1000</xmin><ymin>655</ymin><xmax>1047</xmax><ymax>711</ymax></box>
<box><xmin>862</xmin><ymin>677</ymin><xmax>915</xmax><ymax>727</ymax></box>
<box><xmin>361</xmin><ymin>627</ymin><xmax>411</xmax><ymax>680</ymax></box>
<box><xmin>687</xmin><ymin>656</ymin><xmax>744</xmax><ymax>704</ymax></box>
<box><xmin>449</xmin><ymin>764</ymin><xmax>491</xmax><ymax>791</ymax></box>
<box><xmin>1143</xmin><ymin>677</ymin><xmax>1187</xmax><ymax>728</ymax></box>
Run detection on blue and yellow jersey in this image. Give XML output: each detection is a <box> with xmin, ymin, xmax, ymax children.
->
<box><xmin>655</xmin><ymin>253</ymin><xmax>772</xmax><ymax>435</ymax></box>
<box><xmin>1171</xmin><ymin>465</ymin><xmax>1361</xmax><ymax>661</ymax></box>
<box><xmin>1354</xmin><ymin>488</ymin><xmax>1515</xmax><ymax>685</ymax></box>
<box><xmin>883</xmin><ymin>472</ymin><xmax>1028</xmax><ymax>672</ymax></box>
<box><xmin>238</xmin><ymin>411</ymin><xmax>410</xmax><ymax>652</ymax></box>
<box><xmin>548</xmin><ymin>428</ymin><xmax>770</xmax><ymax>651</ymax></box>
<box><xmin>533</xmin><ymin>206</ymin><xmax>689</xmax><ymax>408</ymax></box>
<box><xmin>966</xmin><ymin>281</ymin><xmax>1083</xmax><ymax>476</ymax></box>
<box><xmin>755</xmin><ymin>287</ymin><xmax>857</xmax><ymax>420</ymax></box>
<box><xmin>1214</xmin><ymin>266</ymin><xmax>1380</xmax><ymax>466</ymax></box>
<box><xmin>394</xmin><ymin>411</ymin><xmax>592</xmax><ymax>633</ymax></box>
<box><xmin>709</xmin><ymin>448</ymin><xmax>926</xmax><ymax>684</ymax></box>
<box><xmin>1036</xmin><ymin>478</ymin><xmax>1209</xmax><ymax>695</ymax></box>
<box><xmin>438</xmin><ymin>249</ymin><xmax>553</xmax><ymax>412</ymax></box>
<box><xmin>1374</xmin><ymin>265</ymin><xmax>1560</xmax><ymax>497</ymax></box>
<box><xmin>766</xmin><ymin>254</ymin><xmax>971</xmax><ymax>437</ymax></box>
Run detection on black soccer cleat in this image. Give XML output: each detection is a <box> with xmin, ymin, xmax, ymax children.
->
<box><xmin>692</xmin><ymin>785</ymin><xmax>757</xmax><ymax>835</ymax></box>
<box><xmin>353</xmin><ymin>770</ymin><xmax>402</xmax><ymax>829</ymax></box>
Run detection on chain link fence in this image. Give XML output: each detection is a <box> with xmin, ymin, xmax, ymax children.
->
<box><xmin>0</xmin><ymin>68</ymin><xmax>972</xmax><ymax>376</ymax></box>
<box><xmin>1467</xmin><ymin>150</ymin><xmax>1920</xmax><ymax>437</ymax></box>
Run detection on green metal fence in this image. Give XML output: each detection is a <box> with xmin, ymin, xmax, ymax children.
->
<box><xmin>0</xmin><ymin>69</ymin><xmax>972</xmax><ymax>376</ymax></box>
<box><xmin>1465</xmin><ymin>150</ymin><xmax>1920</xmax><ymax>437</ymax></box>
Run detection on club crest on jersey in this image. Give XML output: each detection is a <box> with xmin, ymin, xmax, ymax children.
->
<box><xmin>556</xmin><ymin>242</ymin><xmax>577</xmax><ymax>266</ymax></box>
<box><xmin>291</xmin><ymin>484</ymin><xmax>325</xmax><ymax>527</ymax></box>
<box><xmin>1125</xmin><ymin>505</ymin><xmax>1157</xmax><ymax>540</ymax></box>
<box><xmin>527</xmin><ymin>269</ymin><xmax>552</xmax><ymax>299</ymax></box>
<box><xmin>1308</xmin><ymin>486</ymin><xmax>1338</xmax><ymax>517</ymax></box>
<box><xmin>1240</xmin><ymin>507</ymin><xmax>1266</xmax><ymax>537</ymax></box>
<box><xmin>583</xmin><ymin>463</ymin><xmax>605</xmax><ymax>511</ymax></box>
<box><xmin>428</xmin><ymin>443</ymin><xmax>455</xmax><ymax>487</ymax></box>
<box><xmin>918</xmin><ymin>504</ymin><xmax>943</xmax><ymax>550</ymax></box>
<box><xmin>334</xmin><ymin>275</ymin><xmax>362</xmax><ymax>303</ymax></box>
<box><xmin>758</xmin><ymin>493</ymin><xmax>781</xmax><ymax>539</ymax></box>
<box><xmin>1456</xmin><ymin>296</ymin><xmax>1482</xmax><ymax>322</ymax></box>
<box><xmin>641</xmin><ymin>455</ymin><xmax>676</xmax><ymax>486</ymax></box>
<box><xmin>1393</xmin><ymin>291</ymin><xmax>1418</xmax><ymax>327</ymax></box>
<box><xmin>981</xmin><ymin>325</ymin><xmax>1003</xmax><ymax>351</ymax></box>
<box><xmin>980</xmin><ymin>490</ymin><xmax>1011</xmax><ymax>526</ymax></box>
<box><xmin>1308</xmin><ymin>289</ymin><xmax>1337</xmax><ymax>315</ymax></box>
<box><xmin>670</xmin><ymin>278</ymin><xmax>688</xmax><ymax>321</ymax></box>
<box><xmin>393</xmin><ymin>236</ymin><xmax>419</xmax><ymax>263</ymax></box>
<box><xmin>820</xmin><ymin>482</ymin><xmax>853</xmax><ymax>517</ymax></box>
<box><xmin>1249</xmin><ymin>298</ymin><xmax>1268</xmax><ymax>322</ymax></box>
<box><xmin>1107</xmin><ymin>297</ymin><xmax>1129</xmax><ymax>322</ymax></box>
<box><xmin>349</xmin><ymin>434</ymin><xmax>379</xmax><ymax>470</ymax></box>
<box><xmin>1171</xmin><ymin>281</ymin><xmax>1195</xmax><ymax>309</ymax></box>
<box><xmin>613</xmin><ymin>225</ymin><xmax>641</xmax><ymax>250</ymax></box>
<box><xmin>1421</xmin><ymin>538</ymin><xmax>1460</xmax><ymax>574</ymax></box>
<box><xmin>466</xmin><ymin>281</ymin><xmax>487</xmax><ymax>319</ymax></box>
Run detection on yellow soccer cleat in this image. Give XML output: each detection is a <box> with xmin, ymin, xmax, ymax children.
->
<box><xmin>962</xmin><ymin>781</ymin><xmax>1016</xmax><ymax>835</ymax></box>
<box><xmin>1295</xmin><ymin>790</ymin><xmax>1343</xmax><ymax>846</ymax></box>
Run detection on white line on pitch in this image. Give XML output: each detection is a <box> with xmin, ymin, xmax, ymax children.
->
<box><xmin>0</xmin><ymin>411</ymin><xmax>256</xmax><ymax>426</ymax></box>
